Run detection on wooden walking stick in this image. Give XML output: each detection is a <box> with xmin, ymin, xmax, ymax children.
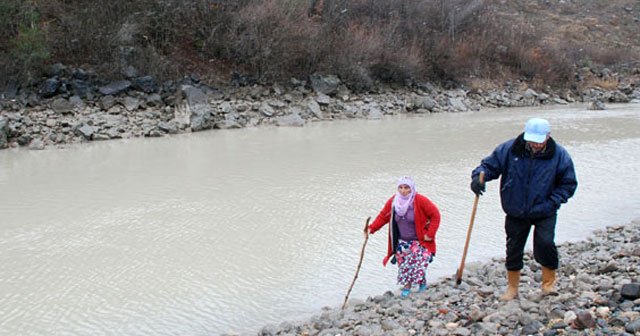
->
<box><xmin>342</xmin><ymin>216</ymin><xmax>371</xmax><ymax>309</ymax></box>
<box><xmin>455</xmin><ymin>171</ymin><xmax>484</xmax><ymax>285</ymax></box>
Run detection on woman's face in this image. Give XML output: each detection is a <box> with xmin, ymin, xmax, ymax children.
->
<box><xmin>398</xmin><ymin>184</ymin><xmax>412</xmax><ymax>197</ymax></box>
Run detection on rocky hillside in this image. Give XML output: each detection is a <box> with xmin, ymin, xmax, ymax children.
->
<box><xmin>1</xmin><ymin>0</ymin><xmax>640</xmax><ymax>151</ymax></box>
<box><xmin>1</xmin><ymin>0</ymin><xmax>639</xmax><ymax>90</ymax></box>
<box><xmin>492</xmin><ymin>0</ymin><xmax>640</xmax><ymax>54</ymax></box>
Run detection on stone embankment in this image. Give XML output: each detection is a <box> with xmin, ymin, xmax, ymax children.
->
<box><xmin>1</xmin><ymin>66</ymin><xmax>640</xmax><ymax>150</ymax></box>
<box><xmin>252</xmin><ymin>220</ymin><xmax>640</xmax><ymax>336</ymax></box>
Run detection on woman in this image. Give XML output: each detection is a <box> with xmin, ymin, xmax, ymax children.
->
<box><xmin>368</xmin><ymin>176</ymin><xmax>441</xmax><ymax>297</ymax></box>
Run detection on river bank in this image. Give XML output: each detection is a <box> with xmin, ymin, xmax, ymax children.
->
<box><xmin>251</xmin><ymin>219</ymin><xmax>640</xmax><ymax>336</ymax></box>
<box><xmin>1</xmin><ymin>68</ymin><xmax>639</xmax><ymax>150</ymax></box>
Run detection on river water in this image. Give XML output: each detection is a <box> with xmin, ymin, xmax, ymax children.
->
<box><xmin>1</xmin><ymin>103</ymin><xmax>639</xmax><ymax>335</ymax></box>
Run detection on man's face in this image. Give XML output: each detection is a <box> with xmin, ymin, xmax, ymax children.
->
<box><xmin>527</xmin><ymin>136</ymin><xmax>549</xmax><ymax>153</ymax></box>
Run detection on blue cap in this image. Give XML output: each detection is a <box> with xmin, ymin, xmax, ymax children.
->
<box><xmin>524</xmin><ymin>118</ymin><xmax>550</xmax><ymax>143</ymax></box>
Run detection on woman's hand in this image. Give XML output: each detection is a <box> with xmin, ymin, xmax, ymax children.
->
<box><xmin>423</xmin><ymin>234</ymin><xmax>433</xmax><ymax>242</ymax></box>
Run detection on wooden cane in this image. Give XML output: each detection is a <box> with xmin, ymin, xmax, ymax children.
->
<box><xmin>342</xmin><ymin>216</ymin><xmax>372</xmax><ymax>309</ymax></box>
<box><xmin>455</xmin><ymin>171</ymin><xmax>485</xmax><ymax>285</ymax></box>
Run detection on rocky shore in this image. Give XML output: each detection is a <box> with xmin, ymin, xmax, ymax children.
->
<box><xmin>252</xmin><ymin>220</ymin><xmax>640</xmax><ymax>336</ymax></box>
<box><xmin>1</xmin><ymin>66</ymin><xmax>640</xmax><ymax>150</ymax></box>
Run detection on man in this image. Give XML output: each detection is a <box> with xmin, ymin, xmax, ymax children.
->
<box><xmin>470</xmin><ymin>118</ymin><xmax>577</xmax><ymax>300</ymax></box>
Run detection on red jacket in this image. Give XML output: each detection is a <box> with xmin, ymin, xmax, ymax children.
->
<box><xmin>369</xmin><ymin>193</ymin><xmax>441</xmax><ymax>266</ymax></box>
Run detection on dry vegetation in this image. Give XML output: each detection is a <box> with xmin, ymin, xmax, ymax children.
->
<box><xmin>0</xmin><ymin>0</ymin><xmax>638</xmax><ymax>91</ymax></box>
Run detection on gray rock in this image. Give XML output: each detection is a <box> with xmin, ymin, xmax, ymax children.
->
<box><xmin>93</xmin><ymin>133</ymin><xmax>110</xmax><ymax>141</ymax></box>
<box><xmin>589</xmin><ymin>100</ymin><xmax>607</xmax><ymax>110</ymax></box>
<box><xmin>99</xmin><ymin>80</ymin><xmax>132</xmax><ymax>96</ymax></box>
<box><xmin>304</xmin><ymin>98</ymin><xmax>323</xmax><ymax>119</ymax></box>
<box><xmin>71</xmin><ymin>79</ymin><xmax>92</xmax><ymax>98</ymax></box>
<box><xmin>573</xmin><ymin>311</ymin><xmax>595</xmax><ymax>329</ymax></box>
<box><xmin>45</xmin><ymin>119</ymin><xmax>57</xmax><ymax>128</ymax></box>
<box><xmin>597</xmin><ymin>261</ymin><xmax>618</xmax><ymax>274</ymax></box>
<box><xmin>521</xmin><ymin>320</ymin><xmax>544</xmax><ymax>334</ymax></box>
<box><xmin>354</xmin><ymin>326</ymin><xmax>373</xmax><ymax>336</ymax></box>
<box><xmin>107</xmin><ymin>106</ymin><xmax>123</xmax><ymax>115</ymax></box>
<box><xmin>100</xmin><ymin>96</ymin><xmax>117</xmax><ymax>110</ymax></box>
<box><xmin>121</xmin><ymin>96</ymin><xmax>140</xmax><ymax>112</ymax></box>
<box><xmin>17</xmin><ymin>135</ymin><xmax>32</xmax><ymax>146</ymax></box>
<box><xmin>381</xmin><ymin>318</ymin><xmax>401</xmax><ymax>331</ymax></box>
<box><xmin>76</xmin><ymin>125</ymin><xmax>94</xmax><ymax>139</ymax></box>
<box><xmin>215</xmin><ymin>114</ymin><xmax>242</xmax><ymax>129</ymax></box>
<box><xmin>68</xmin><ymin>96</ymin><xmax>85</xmax><ymax>110</ymax></box>
<box><xmin>0</xmin><ymin>118</ymin><xmax>8</xmax><ymax>149</ymax></box>
<box><xmin>520</xmin><ymin>299</ymin><xmax>538</xmax><ymax>311</ymax></box>
<box><xmin>147</xmin><ymin>129</ymin><xmax>163</xmax><ymax>137</ymax></box>
<box><xmin>259</xmin><ymin>103</ymin><xmax>275</xmax><ymax>117</ymax></box>
<box><xmin>181</xmin><ymin>85</ymin><xmax>208</xmax><ymax>106</ymax></box>
<box><xmin>523</xmin><ymin>89</ymin><xmax>538</xmax><ymax>99</ymax></box>
<box><xmin>310</xmin><ymin>73</ymin><xmax>340</xmax><ymax>95</ymax></box>
<box><xmin>413</xmin><ymin>96</ymin><xmax>438</xmax><ymax>111</ymax></box>
<box><xmin>28</xmin><ymin>139</ymin><xmax>45</xmax><ymax>150</ymax></box>
<box><xmin>471</xmin><ymin>322</ymin><xmax>498</xmax><ymax>335</ymax></box>
<box><xmin>267</xmin><ymin>99</ymin><xmax>286</xmax><ymax>109</ymax></box>
<box><xmin>40</xmin><ymin>78</ymin><xmax>60</xmax><ymax>98</ymax></box>
<box><xmin>179</xmin><ymin>85</ymin><xmax>213</xmax><ymax>131</ymax></box>
<box><xmin>621</xmin><ymin>283</ymin><xmax>640</xmax><ymax>300</ymax></box>
<box><xmin>626</xmin><ymin>318</ymin><xmax>640</xmax><ymax>333</ymax></box>
<box><xmin>145</xmin><ymin>93</ymin><xmax>163</xmax><ymax>107</ymax></box>
<box><xmin>367</xmin><ymin>107</ymin><xmax>384</xmax><ymax>119</ymax></box>
<box><xmin>133</xmin><ymin>76</ymin><xmax>157</xmax><ymax>93</ymax></box>
<box><xmin>51</xmin><ymin>98</ymin><xmax>74</xmax><ymax>114</ymax></box>
<box><xmin>219</xmin><ymin>102</ymin><xmax>233</xmax><ymax>114</ymax></box>
<box><xmin>315</xmin><ymin>93</ymin><xmax>332</xmax><ymax>106</ymax></box>
<box><xmin>105</xmin><ymin>128</ymin><xmax>122</xmax><ymax>139</ymax></box>
<box><xmin>275</xmin><ymin>113</ymin><xmax>304</xmax><ymax>127</ymax></box>
<box><xmin>158</xmin><ymin>121</ymin><xmax>179</xmax><ymax>134</ymax></box>
<box><xmin>259</xmin><ymin>323</ymin><xmax>277</xmax><ymax>336</ymax></box>
<box><xmin>448</xmin><ymin>97</ymin><xmax>468</xmax><ymax>111</ymax></box>
<box><xmin>452</xmin><ymin>327</ymin><xmax>471</xmax><ymax>336</ymax></box>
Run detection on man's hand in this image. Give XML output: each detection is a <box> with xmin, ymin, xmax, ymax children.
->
<box><xmin>423</xmin><ymin>234</ymin><xmax>433</xmax><ymax>242</ymax></box>
<box><xmin>470</xmin><ymin>174</ymin><xmax>485</xmax><ymax>196</ymax></box>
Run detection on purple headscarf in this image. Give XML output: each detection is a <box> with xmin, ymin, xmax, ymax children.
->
<box><xmin>393</xmin><ymin>176</ymin><xmax>416</xmax><ymax>216</ymax></box>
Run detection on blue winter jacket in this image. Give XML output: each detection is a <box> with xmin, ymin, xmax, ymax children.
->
<box><xmin>472</xmin><ymin>133</ymin><xmax>577</xmax><ymax>219</ymax></box>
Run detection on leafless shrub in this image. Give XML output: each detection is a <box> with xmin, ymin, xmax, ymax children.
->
<box><xmin>1</xmin><ymin>0</ymin><xmax>637</xmax><ymax>90</ymax></box>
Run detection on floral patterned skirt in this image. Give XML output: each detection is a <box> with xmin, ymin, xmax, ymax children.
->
<box><xmin>395</xmin><ymin>239</ymin><xmax>433</xmax><ymax>286</ymax></box>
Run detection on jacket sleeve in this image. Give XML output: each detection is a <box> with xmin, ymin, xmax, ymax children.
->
<box><xmin>369</xmin><ymin>197</ymin><xmax>393</xmax><ymax>234</ymax></box>
<box><xmin>549</xmin><ymin>149</ymin><xmax>578</xmax><ymax>207</ymax></box>
<box><xmin>423</xmin><ymin>197</ymin><xmax>441</xmax><ymax>239</ymax></box>
<box><xmin>471</xmin><ymin>141</ymin><xmax>510</xmax><ymax>183</ymax></box>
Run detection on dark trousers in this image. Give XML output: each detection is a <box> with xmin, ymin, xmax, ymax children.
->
<box><xmin>504</xmin><ymin>214</ymin><xmax>558</xmax><ymax>271</ymax></box>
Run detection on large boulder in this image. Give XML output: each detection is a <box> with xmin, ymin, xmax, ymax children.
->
<box><xmin>40</xmin><ymin>78</ymin><xmax>61</xmax><ymax>98</ymax></box>
<box><xmin>275</xmin><ymin>113</ymin><xmax>304</xmax><ymax>127</ymax></box>
<box><xmin>133</xmin><ymin>76</ymin><xmax>158</xmax><ymax>93</ymax></box>
<box><xmin>588</xmin><ymin>100</ymin><xmax>606</xmax><ymax>110</ymax></box>
<box><xmin>51</xmin><ymin>98</ymin><xmax>74</xmax><ymax>114</ymax></box>
<box><xmin>71</xmin><ymin>79</ymin><xmax>92</xmax><ymax>98</ymax></box>
<box><xmin>310</xmin><ymin>73</ymin><xmax>340</xmax><ymax>95</ymax></box>
<box><xmin>99</xmin><ymin>80</ymin><xmax>132</xmax><ymax>96</ymax></box>
<box><xmin>180</xmin><ymin>85</ymin><xmax>214</xmax><ymax>132</ymax></box>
